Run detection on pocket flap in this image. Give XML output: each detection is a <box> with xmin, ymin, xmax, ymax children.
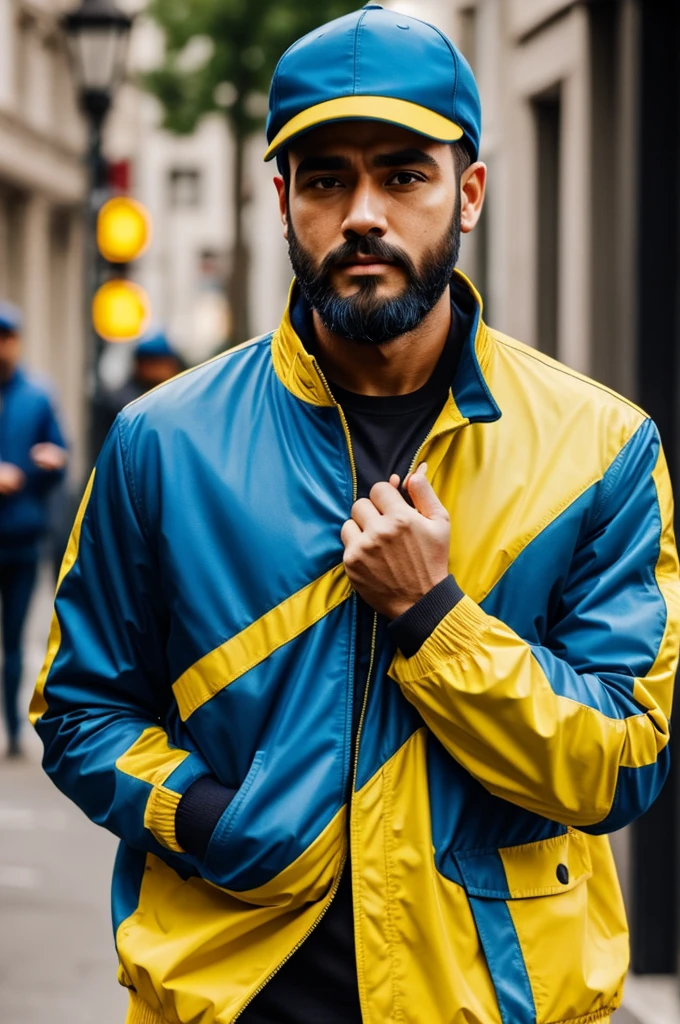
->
<box><xmin>456</xmin><ymin>829</ymin><xmax>592</xmax><ymax>899</ymax></box>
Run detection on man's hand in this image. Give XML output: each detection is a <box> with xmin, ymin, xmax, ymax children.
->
<box><xmin>0</xmin><ymin>462</ymin><xmax>26</xmax><ymax>495</ymax></box>
<box><xmin>341</xmin><ymin>463</ymin><xmax>450</xmax><ymax>618</ymax></box>
<box><xmin>30</xmin><ymin>442</ymin><xmax>68</xmax><ymax>472</ymax></box>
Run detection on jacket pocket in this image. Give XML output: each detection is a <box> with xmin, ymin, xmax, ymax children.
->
<box><xmin>455</xmin><ymin>830</ymin><xmax>626</xmax><ymax>1024</ymax></box>
<box><xmin>203</xmin><ymin>750</ymin><xmax>265</xmax><ymax>881</ymax></box>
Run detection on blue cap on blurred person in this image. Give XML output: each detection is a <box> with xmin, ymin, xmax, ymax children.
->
<box><xmin>264</xmin><ymin>3</ymin><xmax>481</xmax><ymax>162</ymax></box>
<box><xmin>134</xmin><ymin>328</ymin><xmax>177</xmax><ymax>360</ymax></box>
<box><xmin>0</xmin><ymin>301</ymin><xmax>22</xmax><ymax>334</ymax></box>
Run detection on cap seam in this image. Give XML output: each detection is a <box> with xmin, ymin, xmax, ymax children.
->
<box><xmin>427</xmin><ymin>23</ymin><xmax>459</xmax><ymax>125</ymax></box>
<box><xmin>353</xmin><ymin>10</ymin><xmax>369</xmax><ymax>95</ymax></box>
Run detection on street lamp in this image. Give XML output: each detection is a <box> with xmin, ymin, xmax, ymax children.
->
<box><xmin>63</xmin><ymin>0</ymin><xmax>133</xmax><ymax>129</ymax></box>
<box><xmin>62</xmin><ymin>0</ymin><xmax>134</xmax><ymax>467</ymax></box>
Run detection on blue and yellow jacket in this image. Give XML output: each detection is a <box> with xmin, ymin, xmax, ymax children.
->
<box><xmin>31</xmin><ymin>273</ymin><xmax>679</xmax><ymax>1024</ymax></box>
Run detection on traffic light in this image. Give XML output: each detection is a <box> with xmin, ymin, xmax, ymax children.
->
<box><xmin>93</xmin><ymin>196</ymin><xmax>152</xmax><ymax>342</ymax></box>
<box><xmin>92</xmin><ymin>280</ymin><xmax>150</xmax><ymax>343</ymax></box>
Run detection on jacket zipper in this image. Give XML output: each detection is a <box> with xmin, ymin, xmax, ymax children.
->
<box><xmin>234</xmin><ymin>386</ymin><xmax>460</xmax><ymax>1019</ymax></box>
<box><xmin>233</xmin><ymin>360</ymin><xmax>360</xmax><ymax>1021</ymax></box>
<box><xmin>349</xmin><ymin>610</ymin><xmax>378</xmax><ymax>1016</ymax></box>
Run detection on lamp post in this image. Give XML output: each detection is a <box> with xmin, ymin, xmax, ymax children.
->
<box><xmin>62</xmin><ymin>0</ymin><xmax>133</xmax><ymax>468</ymax></box>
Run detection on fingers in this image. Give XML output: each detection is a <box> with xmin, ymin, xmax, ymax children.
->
<box><xmin>369</xmin><ymin>480</ymin><xmax>410</xmax><ymax>516</ymax></box>
<box><xmin>407</xmin><ymin>463</ymin><xmax>449</xmax><ymax>521</ymax></box>
<box><xmin>351</xmin><ymin>497</ymin><xmax>380</xmax><ymax>530</ymax></box>
<box><xmin>341</xmin><ymin>518</ymin><xmax>362</xmax><ymax>548</ymax></box>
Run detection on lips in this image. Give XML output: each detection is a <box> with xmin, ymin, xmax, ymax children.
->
<box><xmin>338</xmin><ymin>257</ymin><xmax>395</xmax><ymax>267</ymax></box>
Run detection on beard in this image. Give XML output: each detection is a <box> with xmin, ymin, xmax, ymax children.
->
<box><xmin>287</xmin><ymin>206</ymin><xmax>461</xmax><ymax>345</ymax></box>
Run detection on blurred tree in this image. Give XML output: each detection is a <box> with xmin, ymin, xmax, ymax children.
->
<box><xmin>144</xmin><ymin>0</ymin><xmax>359</xmax><ymax>345</ymax></box>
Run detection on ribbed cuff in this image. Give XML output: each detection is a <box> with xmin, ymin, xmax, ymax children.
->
<box><xmin>143</xmin><ymin>785</ymin><xmax>183</xmax><ymax>853</ymax></box>
<box><xmin>388</xmin><ymin>574</ymin><xmax>464</xmax><ymax>657</ymax></box>
<box><xmin>175</xmin><ymin>776</ymin><xmax>236</xmax><ymax>859</ymax></box>
<box><xmin>391</xmin><ymin>595</ymin><xmax>489</xmax><ymax>683</ymax></box>
<box><xmin>126</xmin><ymin>992</ymin><xmax>169</xmax><ymax>1024</ymax></box>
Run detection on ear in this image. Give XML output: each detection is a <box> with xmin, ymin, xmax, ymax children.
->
<box><xmin>460</xmin><ymin>162</ymin><xmax>487</xmax><ymax>234</ymax></box>
<box><xmin>274</xmin><ymin>176</ymin><xmax>289</xmax><ymax>241</ymax></box>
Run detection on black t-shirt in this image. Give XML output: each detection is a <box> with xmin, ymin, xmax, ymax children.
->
<box><xmin>239</xmin><ymin>291</ymin><xmax>463</xmax><ymax>1024</ymax></box>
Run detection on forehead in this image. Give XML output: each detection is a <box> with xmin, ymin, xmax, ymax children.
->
<box><xmin>287</xmin><ymin>120</ymin><xmax>450</xmax><ymax>166</ymax></box>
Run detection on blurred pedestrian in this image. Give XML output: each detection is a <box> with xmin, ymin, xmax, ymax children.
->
<box><xmin>0</xmin><ymin>301</ymin><xmax>66</xmax><ymax>758</ymax></box>
<box><xmin>93</xmin><ymin>328</ymin><xmax>184</xmax><ymax>452</ymax></box>
<box><xmin>31</xmin><ymin>6</ymin><xmax>679</xmax><ymax>1024</ymax></box>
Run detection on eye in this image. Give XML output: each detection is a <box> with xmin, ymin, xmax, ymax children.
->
<box><xmin>309</xmin><ymin>176</ymin><xmax>344</xmax><ymax>190</ymax></box>
<box><xmin>387</xmin><ymin>171</ymin><xmax>424</xmax><ymax>186</ymax></box>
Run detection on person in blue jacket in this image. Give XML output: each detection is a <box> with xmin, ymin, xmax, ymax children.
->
<box><xmin>0</xmin><ymin>301</ymin><xmax>67</xmax><ymax>757</ymax></box>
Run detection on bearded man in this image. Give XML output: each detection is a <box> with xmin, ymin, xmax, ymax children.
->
<box><xmin>31</xmin><ymin>6</ymin><xmax>679</xmax><ymax>1024</ymax></box>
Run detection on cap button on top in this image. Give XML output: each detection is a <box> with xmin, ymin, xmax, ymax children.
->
<box><xmin>556</xmin><ymin>863</ymin><xmax>569</xmax><ymax>885</ymax></box>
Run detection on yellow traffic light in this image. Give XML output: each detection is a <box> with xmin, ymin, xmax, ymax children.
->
<box><xmin>92</xmin><ymin>280</ymin><xmax>150</xmax><ymax>342</ymax></box>
<box><xmin>97</xmin><ymin>197</ymin><xmax>151</xmax><ymax>264</ymax></box>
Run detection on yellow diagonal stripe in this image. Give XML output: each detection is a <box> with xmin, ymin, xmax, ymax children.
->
<box><xmin>115</xmin><ymin>726</ymin><xmax>190</xmax><ymax>786</ymax></box>
<box><xmin>173</xmin><ymin>563</ymin><xmax>352</xmax><ymax>721</ymax></box>
<box><xmin>29</xmin><ymin>470</ymin><xmax>96</xmax><ymax>726</ymax></box>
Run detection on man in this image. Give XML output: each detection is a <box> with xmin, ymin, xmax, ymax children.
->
<box><xmin>0</xmin><ymin>301</ymin><xmax>67</xmax><ymax>757</ymax></box>
<box><xmin>93</xmin><ymin>328</ymin><xmax>185</xmax><ymax>454</ymax></box>
<box><xmin>31</xmin><ymin>6</ymin><xmax>678</xmax><ymax>1024</ymax></box>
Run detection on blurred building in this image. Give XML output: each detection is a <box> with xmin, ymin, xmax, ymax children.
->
<box><xmin>0</xmin><ymin>0</ymin><xmax>87</xmax><ymax>478</ymax></box>
<box><xmin>103</xmin><ymin>15</ymin><xmax>291</xmax><ymax>375</ymax></box>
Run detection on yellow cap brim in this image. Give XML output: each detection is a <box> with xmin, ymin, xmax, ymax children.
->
<box><xmin>264</xmin><ymin>95</ymin><xmax>463</xmax><ymax>162</ymax></box>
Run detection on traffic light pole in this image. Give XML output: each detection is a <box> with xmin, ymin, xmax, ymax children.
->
<box><xmin>82</xmin><ymin>93</ymin><xmax>110</xmax><ymax>472</ymax></box>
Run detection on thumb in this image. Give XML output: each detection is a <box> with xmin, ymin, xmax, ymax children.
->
<box><xmin>407</xmin><ymin>464</ymin><xmax>448</xmax><ymax>520</ymax></box>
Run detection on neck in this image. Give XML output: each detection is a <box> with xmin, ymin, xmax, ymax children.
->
<box><xmin>311</xmin><ymin>287</ymin><xmax>452</xmax><ymax>397</ymax></box>
<box><xmin>0</xmin><ymin>363</ymin><xmax>16</xmax><ymax>383</ymax></box>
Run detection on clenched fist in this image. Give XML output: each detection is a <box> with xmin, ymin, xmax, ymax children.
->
<box><xmin>341</xmin><ymin>463</ymin><xmax>450</xmax><ymax>618</ymax></box>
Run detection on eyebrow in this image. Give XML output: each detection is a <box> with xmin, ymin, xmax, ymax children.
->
<box><xmin>372</xmin><ymin>148</ymin><xmax>439</xmax><ymax>169</ymax></box>
<box><xmin>294</xmin><ymin>147</ymin><xmax>439</xmax><ymax>182</ymax></box>
<box><xmin>295</xmin><ymin>155</ymin><xmax>352</xmax><ymax>181</ymax></box>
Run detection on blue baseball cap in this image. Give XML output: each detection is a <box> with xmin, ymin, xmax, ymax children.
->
<box><xmin>264</xmin><ymin>3</ymin><xmax>481</xmax><ymax>163</ymax></box>
<box><xmin>0</xmin><ymin>301</ymin><xmax>22</xmax><ymax>334</ymax></box>
<box><xmin>134</xmin><ymin>327</ymin><xmax>177</xmax><ymax>360</ymax></box>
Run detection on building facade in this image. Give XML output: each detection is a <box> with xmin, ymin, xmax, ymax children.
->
<box><xmin>0</xmin><ymin>0</ymin><xmax>87</xmax><ymax>478</ymax></box>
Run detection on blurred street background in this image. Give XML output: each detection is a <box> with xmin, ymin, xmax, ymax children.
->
<box><xmin>0</xmin><ymin>0</ymin><xmax>679</xmax><ymax>1021</ymax></box>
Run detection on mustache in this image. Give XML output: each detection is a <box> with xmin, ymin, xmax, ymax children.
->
<box><xmin>320</xmin><ymin>235</ymin><xmax>417</xmax><ymax>278</ymax></box>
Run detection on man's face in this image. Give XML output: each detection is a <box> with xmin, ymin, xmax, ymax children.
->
<box><xmin>0</xmin><ymin>329</ymin><xmax>21</xmax><ymax>375</ymax></box>
<box><xmin>280</xmin><ymin>122</ymin><xmax>462</xmax><ymax>345</ymax></box>
<box><xmin>135</xmin><ymin>354</ymin><xmax>181</xmax><ymax>389</ymax></box>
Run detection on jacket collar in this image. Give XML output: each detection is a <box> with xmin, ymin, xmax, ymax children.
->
<box><xmin>271</xmin><ymin>270</ymin><xmax>501</xmax><ymax>425</ymax></box>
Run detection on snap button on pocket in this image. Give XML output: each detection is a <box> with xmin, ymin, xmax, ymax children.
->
<box><xmin>556</xmin><ymin>863</ymin><xmax>569</xmax><ymax>885</ymax></box>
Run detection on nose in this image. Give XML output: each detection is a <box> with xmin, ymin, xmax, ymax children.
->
<box><xmin>340</xmin><ymin>178</ymin><xmax>388</xmax><ymax>240</ymax></box>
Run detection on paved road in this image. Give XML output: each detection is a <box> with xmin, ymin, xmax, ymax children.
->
<box><xmin>0</xmin><ymin>564</ymin><xmax>128</xmax><ymax>1024</ymax></box>
<box><xmin>0</xmin><ymin>563</ymin><xmax>654</xmax><ymax>1024</ymax></box>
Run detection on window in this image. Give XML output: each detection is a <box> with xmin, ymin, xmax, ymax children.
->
<box><xmin>168</xmin><ymin>168</ymin><xmax>202</xmax><ymax>208</ymax></box>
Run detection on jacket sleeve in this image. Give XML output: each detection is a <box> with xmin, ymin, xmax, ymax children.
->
<box><xmin>389</xmin><ymin>417</ymin><xmax>680</xmax><ymax>831</ymax></box>
<box><xmin>29</xmin><ymin>417</ymin><xmax>215</xmax><ymax>861</ymax></box>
